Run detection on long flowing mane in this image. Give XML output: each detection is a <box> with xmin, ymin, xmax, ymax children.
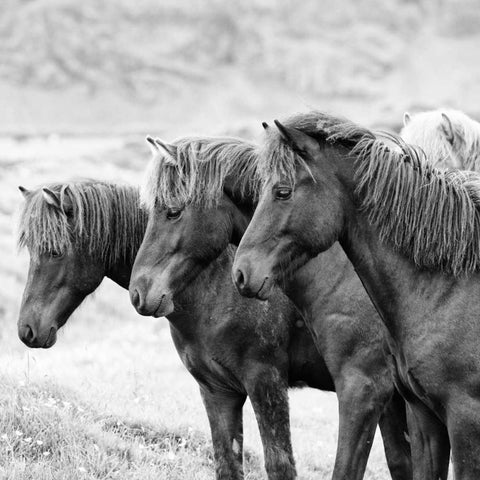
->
<box><xmin>401</xmin><ymin>109</ymin><xmax>480</xmax><ymax>171</ymax></box>
<box><xmin>18</xmin><ymin>180</ymin><xmax>147</xmax><ymax>266</ymax></box>
<box><xmin>141</xmin><ymin>136</ymin><xmax>259</xmax><ymax>209</ymax></box>
<box><xmin>261</xmin><ymin>111</ymin><xmax>480</xmax><ymax>276</ymax></box>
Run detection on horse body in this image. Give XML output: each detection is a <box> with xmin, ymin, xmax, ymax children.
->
<box><xmin>340</xmin><ymin>204</ymin><xmax>480</xmax><ymax>480</ymax></box>
<box><xmin>17</xmin><ymin>181</ymin><xmax>335</xmax><ymax>480</ymax></box>
<box><xmin>286</xmin><ymin>246</ymin><xmax>412</xmax><ymax>480</ymax></box>
<box><xmin>131</xmin><ymin>136</ymin><xmax>412</xmax><ymax>480</ymax></box>
<box><xmin>233</xmin><ymin>112</ymin><xmax>480</xmax><ymax>479</ymax></box>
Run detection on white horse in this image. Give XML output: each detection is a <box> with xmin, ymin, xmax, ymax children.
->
<box><xmin>401</xmin><ymin>109</ymin><xmax>480</xmax><ymax>170</ymax></box>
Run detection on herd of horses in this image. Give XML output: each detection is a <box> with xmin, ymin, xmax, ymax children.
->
<box><xmin>16</xmin><ymin>108</ymin><xmax>480</xmax><ymax>480</ymax></box>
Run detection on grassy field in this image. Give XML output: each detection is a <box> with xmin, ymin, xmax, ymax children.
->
<box><xmin>0</xmin><ymin>137</ymin><xmax>396</xmax><ymax>479</ymax></box>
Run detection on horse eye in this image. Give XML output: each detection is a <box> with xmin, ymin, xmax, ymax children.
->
<box><xmin>275</xmin><ymin>187</ymin><xmax>292</xmax><ymax>200</ymax></box>
<box><xmin>50</xmin><ymin>250</ymin><xmax>63</xmax><ymax>259</ymax></box>
<box><xmin>166</xmin><ymin>208</ymin><xmax>182</xmax><ymax>220</ymax></box>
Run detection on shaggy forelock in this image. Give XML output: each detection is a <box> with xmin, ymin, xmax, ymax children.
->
<box><xmin>258</xmin><ymin>111</ymin><xmax>372</xmax><ymax>185</ymax></box>
<box><xmin>18</xmin><ymin>180</ymin><xmax>147</xmax><ymax>266</ymax></box>
<box><xmin>141</xmin><ymin>136</ymin><xmax>260</xmax><ymax>210</ymax></box>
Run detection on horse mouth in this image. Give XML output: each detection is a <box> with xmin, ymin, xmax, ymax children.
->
<box><xmin>153</xmin><ymin>294</ymin><xmax>174</xmax><ymax>318</ymax></box>
<box><xmin>256</xmin><ymin>277</ymin><xmax>272</xmax><ymax>300</ymax></box>
<box><xmin>43</xmin><ymin>326</ymin><xmax>57</xmax><ymax>348</ymax></box>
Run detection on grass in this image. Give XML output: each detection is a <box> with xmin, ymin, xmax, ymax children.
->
<box><xmin>0</xmin><ymin>377</ymin><xmax>216</xmax><ymax>480</ymax></box>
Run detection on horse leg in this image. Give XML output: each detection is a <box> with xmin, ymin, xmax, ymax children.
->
<box><xmin>244</xmin><ymin>366</ymin><xmax>296</xmax><ymax>480</ymax></box>
<box><xmin>406</xmin><ymin>401</ymin><xmax>450</xmax><ymax>480</ymax></box>
<box><xmin>332</xmin><ymin>371</ymin><xmax>384</xmax><ymax>480</ymax></box>
<box><xmin>200</xmin><ymin>386</ymin><xmax>246</xmax><ymax>480</ymax></box>
<box><xmin>378</xmin><ymin>389</ymin><xmax>413</xmax><ymax>480</ymax></box>
<box><xmin>447</xmin><ymin>398</ymin><xmax>480</xmax><ymax>480</ymax></box>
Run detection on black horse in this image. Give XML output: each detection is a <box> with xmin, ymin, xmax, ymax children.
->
<box><xmin>129</xmin><ymin>136</ymin><xmax>412</xmax><ymax>480</ymax></box>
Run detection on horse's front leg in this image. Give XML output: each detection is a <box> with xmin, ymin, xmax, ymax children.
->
<box><xmin>378</xmin><ymin>388</ymin><xmax>413</xmax><ymax>480</ymax></box>
<box><xmin>332</xmin><ymin>370</ymin><xmax>384</xmax><ymax>480</ymax></box>
<box><xmin>200</xmin><ymin>386</ymin><xmax>246</xmax><ymax>480</ymax></box>
<box><xmin>406</xmin><ymin>400</ymin><xmax>450</xmax><ymax>480</ymax></box>
<box><xmin>244</xmin><ymin>364</ymin><xmax>296</xmax><ymax>480</ymax></box>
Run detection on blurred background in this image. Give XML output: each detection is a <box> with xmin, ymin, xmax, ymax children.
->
<box><xmin>0</xmin><ymin>0</ymin><xmax>477</xmax><ymax>478</ymax></box>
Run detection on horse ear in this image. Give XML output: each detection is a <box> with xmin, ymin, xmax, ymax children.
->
<box><xmin>18</xmin><ymin>186</ymin><xmax>30</xmax><ymax>199</ymax></box>
<box><xmin>42</xmin><ymin>188</ymin><xmax>61</xmax><ymax>209</ymax></box>
<box><xmin>146</xmin><ymin>135</ymin><xmax>159</xmax><ymax>155</ymax></box>
<box><xmin>61</xmin><ymin>187</ymin><xmax>73</xmax><ymax>215</ymax></box>
<box><xmin>403</xmin><ymin>112</ymin><xmax>411</xmax><ymax>126</ymax></box>
<box><xmin>262</xmin><ymin>122</ymin><xmax>270</xmax><ymax>130</ymax></box>
<box><xmin>154</xmin><ymin>138</ymin><xmax>178</xmax><ymax>166</ymax></box>
<box><xmin>441</xmin><ymin>113</ymin><xmax>455</xmax><ymax>144</ymax></box>
<box><xmin>273</xmin><ymin>120</ymin><xmax>318</xmax><ymax>158</ymax></box>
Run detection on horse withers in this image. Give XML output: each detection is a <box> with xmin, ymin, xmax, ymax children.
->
<box><xmin>129</xmin><ymin>136</ymin><xmax>412</xmax><ymax>480</ymax></box>
<box><xmin>16</xmin><ymin>180</ymin><xmax>329</xmax><ymax>480</ymax></box>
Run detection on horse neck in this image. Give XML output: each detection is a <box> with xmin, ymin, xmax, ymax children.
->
<box><xmin>339</xmin><ymin>205</ymin><xmax>455</xmax><ymax>341</ymax></box>
<box><xmin>104</xmin><ymin>211</ymin><xmax>146</xmax><ymax>290</ymax></box>
<box><xmin>165</xmin><ymin>247</ymin><xmax>235</xmax><ymax>332</ymax></box>
<box><xmin>283</xmin><ymin>244</ymin><xmax>355</xmax><ymax>317</ymax></box>
<box><xmin>105</xmin><ymin>257</ymin><xmax>134</xmax><ymax>290</ymax></box>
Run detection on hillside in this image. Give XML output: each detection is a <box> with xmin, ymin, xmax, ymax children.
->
<box><xmin>0</xmin><ymin>0</ymin><xmax>479</xmax><ymax>135</ymax></box>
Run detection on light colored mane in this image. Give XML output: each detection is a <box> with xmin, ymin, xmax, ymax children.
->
<box><xmin>141</xmin><ymin>136</ymin><xmax>259</xmax><ymax>210</ymax></box>
<box><xmin>18</xmin><ymin>180</ymin><xmax>147</xmax><ymax>266</ymax></box>
<box><xmin>401</xmin><ymin>109</ymin><xmax>480</xmax><ymax>171</ymax></box>
<box><xmin>262</xmin><ymin>111</ymin><xmax>480</xmax><ymax>276</ymax></box>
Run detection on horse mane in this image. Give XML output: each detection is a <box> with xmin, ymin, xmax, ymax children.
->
<box><xmin>262</xmin><ymin>111</ymin><xmax>480</xmax><ymax>276</ymax></box>
<box><xmin>141</xmin><ymin>136</ymin><xmax>259</xmax><ymax>209</ymax></box>
<box><xmin>18</xmin><ymin>180</ymin><xmax>147</xmax><ymax>267</ymax></box>
<box><xmin>401</xmin><ymin>109</ymin><xmax>480</xmax><ymax>171</ymax></box>
<box><xmin>259</xmin><ymin>111</ymin><xmax>372</xmax><ymax>185</ymax></box>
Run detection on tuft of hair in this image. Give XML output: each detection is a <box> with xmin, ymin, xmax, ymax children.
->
<box><xmin>401</xmin><ymin>108</ymin><xmax>480</xmax><ymax>171</ymax></box>
<box><xmin>18</xmin><ymin>180</ymin><xmax>147</xmax><ymax>266</ymax></box>
<box><xmin>258</xmin><ymin>110</ymin><xmax>372</xmax><ymax>185</ymax></box>
<box><xmin>141</xmin><ymin>136</ymin><xmax>259</xmax><ymax>209</ymax></box>
<box><xmin>353</xmin><ymin>133</ymin><xmax>480</xmax><ymax>276</ymax></box>
<box><xmin>261</xmin><ymin>110</ymin><xmax>480</xmax><ymax>276</ymax></box>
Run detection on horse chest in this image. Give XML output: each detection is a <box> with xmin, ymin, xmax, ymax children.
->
<box><xmin>393</xmin><ymin>350</ymin><xmax>447</xmax><ymax>419</ymax></box>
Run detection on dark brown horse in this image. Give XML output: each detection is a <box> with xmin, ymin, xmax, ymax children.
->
<box><xmin>232</xmin><ymin>112</ymin><xmax>480</xmax><ymax>479</ymax></box>
<box><xmin>129</xmin><ymin>136</ymin><xmax>412</xmax><ymax>480</ymax></box>
<box><xmin>18</xmin><ymin>180</ymin><xmax>335</xmax><ymax>480</ymax></box>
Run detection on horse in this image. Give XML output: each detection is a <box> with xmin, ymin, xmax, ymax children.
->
<box><xmin>401</xmin><ymin>108</ymin><xmax>480</xmax><ymax>170</ymax></box>
<box><xmin>18</xmin><ymin>180</ymin><xmax>336</xmax><ymax>480</ymax></box>
<box><xmin>129</xmin><ymin>136</ymin><xmax>413</xmax><ymax>480</ymax></box>
<box><xmin>232</xmin><ymin>111</ymin><xmax>480</xmax><ymax>480</ymax></box>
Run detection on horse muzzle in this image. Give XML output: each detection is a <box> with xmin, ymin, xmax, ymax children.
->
<box><xmin>130</xmin><ymin>275</ymin><xmax>174</xmax><ymax>317</ymax></box>
<box><xmin>232</xmin><ymin>256</ymin><xmax>274</xmax><ymax>300</ymax></box>
<box><xmin>18</xmin><ymin>323</ymin><xmax>57</xmax><ymax>349</ymax></box>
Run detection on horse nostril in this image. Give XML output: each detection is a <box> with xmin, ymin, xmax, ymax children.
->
<box><xmin>234</xmin><ymin>268</ymin><xmax>246</xmax><ymax>289</ymax></box>
<box><xmin>131</xmin><ymin>288</ymin><xmax>141</xmax><ymax>309</ymax></box>
<box><xmin>20</xmin><ymin>325</ymin><xmax>35</xmax><ymax>344</ymax></box>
